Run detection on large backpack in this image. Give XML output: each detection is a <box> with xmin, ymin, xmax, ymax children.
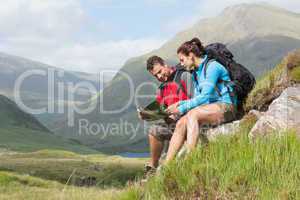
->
<box><xmin>203</xmin><ymin>43</ymin><xmax>256</xmax><ymax>104</ymax></box>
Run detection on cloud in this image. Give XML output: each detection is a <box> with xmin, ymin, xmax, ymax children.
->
<box><xmin>39</xmin><ymin>38</ymin><xmax>166</xmax><ymax>73</ymax></box>
<box><xmin>0</xmin><ymin>0</ymin><xmax>166</xmax><ymax>73</ymax></box>
<box><xmin>0</xmin><ymin>35</ymin><xmax>165</xmax><ymax>73</ymax></box>
<box><xmin>0</xmin><ymin>0</ymin><xmax>298</xmax><ymax>73</ymax></box>
<box><xmin>0</xmin><ymin>0</ymin><xmax>84</xmax><ymax>39</ymax></box>
<box><xmin>162</xmin><ymin>15</ymin><xmax>202</xmax><ymax>35</ymax></box>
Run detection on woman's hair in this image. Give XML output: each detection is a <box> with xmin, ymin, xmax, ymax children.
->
<box><xmin>177</xmin><ymin>38</ymin><xmax>205</xmax><ymax>57</ymax></box>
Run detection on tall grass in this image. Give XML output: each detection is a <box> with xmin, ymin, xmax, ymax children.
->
<box><xmin>123</xmin><ymin>126</ymin><xmax>300</xmax><ymax>199</ymax></box>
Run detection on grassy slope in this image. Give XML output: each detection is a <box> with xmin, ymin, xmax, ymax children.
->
<box><xmin>0</xmin><ymin>171</ymin><xmax>123</xmax><ymax>200</ymax></box>
<box><xmin>0</xmin><ymin>126</ymin><xmax>100</xmax><ymax>154</ymax></box>
<box><xmin>121</xmin><ymin>120</ymin><xmax>300</xmax><ymax>200</ymax></box>
<box><xmin>0</xmin><ymin>94</ymin><xmax>100</xmax><ymax>154</ymax></box>
<box><xmin>0</xmin><ymin>149</ymin><xmax>145</xmax><ymax>189</ymax></box>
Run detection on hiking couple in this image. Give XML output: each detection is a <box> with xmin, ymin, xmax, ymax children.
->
<box><xmin>138</xmin><ymin>37</ymin><xmax>255</xmax><ymax>175</ymax></box>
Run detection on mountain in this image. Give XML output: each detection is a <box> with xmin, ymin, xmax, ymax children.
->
<box><xmin>0</xmin><ymin>94</ymin><xmax>49</xmax><ymax>132</ymax></box>
<box><xmin>36</xmin><ymin>3</ymin><xmax>300</xmax><ymax>153</ymax></box>
<box><xmin>228</xmin><ymin>35</ymin><xmax>300</xmax><ymax>74</ymax></box>
<box><xmin>0</xmin><ymin>52</ymin><xmax>106</xmax><ymax>129</ymax></box>
<box><xmin>0</xmin><ymin>94</ymin><xmax>98</xmax><ymax>153</ymax></box>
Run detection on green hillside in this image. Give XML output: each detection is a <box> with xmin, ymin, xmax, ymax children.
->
<box><xmin>0</xmin><ymin>149</ymin><xmax>146</xmax><ymax>200</ymax></box>
<box><xmin>0</xmin><ymin>170</ymin><xmax>120</xmax><ymax>200</ymax></box>
<box><xmin>0</xmin><ymin>149</ymin><xmax>144</xmax><ymax>188</ymax></box>
<box><xmin>0</xmin><ymin>127</ymin><xmax>98</xmax><ymax>154</ymax></box>
<box><xmin>122</xmin><ymin>129</ymin><xmax>300</xmax><ymax>199</ymax></box>
<box><xmin>0</xmin><ymin>94</ymin><xmax>48</xmax><ymax>131</ymax></box>
<box><xmin>0</xmin><ymin>94</ymin><xmax>98</xmax><ymax>154</ymax></box>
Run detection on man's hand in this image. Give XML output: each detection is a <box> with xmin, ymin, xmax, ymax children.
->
<box><xmin>166</xmin><ymin>102</ymin><xmax>180</xmax><ymax>115</ymax></box>
<box><xmin>137</xmin><ymin>110</ymin><xmax>147</xmax><ymax>120</ymax></box>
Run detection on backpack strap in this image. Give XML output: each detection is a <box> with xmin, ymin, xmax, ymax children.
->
<box><xmin>158</xmin><ymin>82</ymin><xmax>166</xmax><ymax>98</ymax></box>
<box><xmin>192</xmin><ymin>70</ymin><xmax>199</xmax><ymax>86</ymax></box>
<box><xmin>173</xmin><ymin>69</ymin><xmax>186</xmax><ymax>95</ymax></box>
<box><xmin>158</xmin><ymin>68</ymin><xmax>188</xmax><ymax>99</ymax></box>
<box><xmin>223</xmin><ymin>81</ymin><xmax>235</xmax><ymax>104</ymax></box>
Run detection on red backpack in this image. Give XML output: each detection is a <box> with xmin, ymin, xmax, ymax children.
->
<box><xmin>156</xmin><ymin>66</ymin><xmax>190</xmax><ymax>107</ymax></box>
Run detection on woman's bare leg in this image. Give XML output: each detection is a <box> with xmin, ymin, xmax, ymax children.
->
<box><xmin>186</xmin><ymin>103</ymin><xmax>224</xmax><ymax>151</ymax></box>
<box><xmin>165</xmin><ymin>103</ymin><xmax>225</xmax><ymax>163</ymax></box>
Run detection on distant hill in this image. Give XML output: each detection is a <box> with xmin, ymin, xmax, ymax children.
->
<box><xmin>0</xmin><ymin>94</ymin><xmax>49</xmax><ymax>132</ymax></box>
<box><xmin>228</xmin><ymin>35</ymin><xmax>300</xmax><ymax>75</ymax></box>
<box><xmin>53</xmin><ymin>3</ymin><xmax>300</xmax><ymax>153</ymax></box>
<box><xmin>0</xmin><ymin>52</ymin><xmax>105</xmax><ymax>129</ymax></box>
<box><xmin>0</xmin><ymin>94</ymin><xmax>98</xmax><ymax>153</ymax></box>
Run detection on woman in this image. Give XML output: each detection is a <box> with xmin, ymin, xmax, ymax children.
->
<box><xmin>165</xmin><ymin>38</ymin><xmax>238</xmax><ymax>163</ymax></box>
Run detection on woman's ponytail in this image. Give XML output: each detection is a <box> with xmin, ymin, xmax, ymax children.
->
<box><xmin>177</xmin><ymin>37</ymin><xmax>205</xmax><ymax>57</ymax></box>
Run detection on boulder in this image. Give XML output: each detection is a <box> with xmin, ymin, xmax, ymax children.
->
<box><xmin>249</xmin><ymin>85</ymin><xmax>300</xmax><ymax>137</ymax></box>
<box><xmin>204</xmin><ymin>120</ymin><xmax>241</xmax><ymax>141</ymax></box>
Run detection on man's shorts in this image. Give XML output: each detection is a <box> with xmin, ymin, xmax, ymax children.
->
<box><xmin>149</xmin><ymin>120</ymin><xmax>176</xmax><ymax>142</ymax></box>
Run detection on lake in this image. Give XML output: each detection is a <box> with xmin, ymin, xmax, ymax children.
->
<box><xmin>118</xmin><ymin>152</ymin><xmax>150</xmax><ymax>158</ymax></box>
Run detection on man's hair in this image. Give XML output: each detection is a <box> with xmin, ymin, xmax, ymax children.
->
<box><xmin>146</xmin><ymin>56</ymin><xmax>165</xmax><ymax>71</ymax></box>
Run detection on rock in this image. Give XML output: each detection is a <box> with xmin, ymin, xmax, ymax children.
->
<box><xmin>199</xmin><ymin>109</ymin><xmax>263</xmax><ymax>141</ymax></box>
<box><xmin>248</xmin><ymin>110</ymin><xmax>264</xmax><ymax>119</ymax></box>
<box><xmin>204</xmin><ymin>120</ymin><xmax>241</xmax><ymax>141</ymax></box>
<box><xmin>249</xmin><ymin>86</ymin><xmax>300</xmax><ymax>137</ymax></box>
<box><xmin>76</xmin><ymin>176</ymin><xmax>97</xmax><ymax>187</ymax></box>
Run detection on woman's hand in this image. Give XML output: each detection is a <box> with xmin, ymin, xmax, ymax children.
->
<box><xmin>166</xmin><ymin>102</ymin><xmax>180</xmax><ymax>115</ymax></box>
<box><xmin>137</xmin><ymin>109</ymin><xmax>149</xmax><ymax>120</ymax></box>
<box><xmin>164</xmin><ymin>114</ymin><xmax>178</xmax><ymax>124</ymax></box>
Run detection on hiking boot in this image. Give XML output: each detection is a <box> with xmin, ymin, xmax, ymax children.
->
<box><xmin>139</xmin><ymin>164</ymin><xmax>157</xmax><ymax>184</ymax></box>
<box><xmin>144</xmin><ymin>164</ymin><xmax>157</xmax><ymax>177</ymax></box>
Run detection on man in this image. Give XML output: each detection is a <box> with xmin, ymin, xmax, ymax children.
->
<box><xmin>138</xmin><ymin>55</ymin><xmax>193</xmax><ymax>175</ymax></box>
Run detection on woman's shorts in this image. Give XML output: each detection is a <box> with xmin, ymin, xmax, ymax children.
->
<box><xmin>217</xmin><ymin>103</ymin><xmax>238</xmax><ymax>123</ymax></box>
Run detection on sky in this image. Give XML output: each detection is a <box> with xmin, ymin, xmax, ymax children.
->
<box><xmin>0</xmin><ymin>0</ymin><xmax>299</xmax><ymax>73</ymax></box>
